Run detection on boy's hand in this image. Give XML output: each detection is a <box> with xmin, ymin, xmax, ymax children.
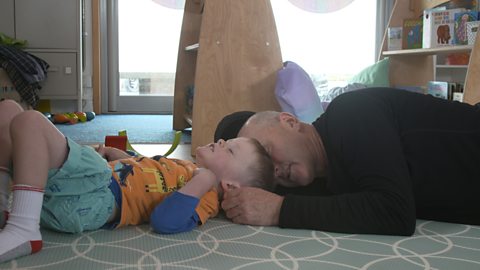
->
<box><xmin>94</xmin><ymin>144</ymin><xmax>131</xmax><ymax>161</ymax></box>
<box><xmin>95</xmin><ymin>144</ymin><xmax>107</xmax><ymax>158</ymax></box>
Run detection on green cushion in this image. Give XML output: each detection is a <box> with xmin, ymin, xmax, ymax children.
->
<box><xmin>349</xmin><ymin>57</ymin><xmax>390</xmax><ymax>87</ymax></box>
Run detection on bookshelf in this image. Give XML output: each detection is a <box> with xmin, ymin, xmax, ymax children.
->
<box><xmin>173</xmin><ymin>0</ymin><xmax>283</xmax><ymax>155</ymax></box>
<box><xmin>380</xmin><ymin>0</ymin><xmax>480</xmax><ymax>105</ymax></box>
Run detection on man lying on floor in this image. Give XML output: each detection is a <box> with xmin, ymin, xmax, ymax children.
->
<box><xmin>216</xmin><ymin>87</ymin><xmax>480</xmax><ymax>236</ymax></box>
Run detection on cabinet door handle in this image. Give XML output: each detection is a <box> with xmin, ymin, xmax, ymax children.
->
<box><xmin>48</xmin><ymin>67</ymin><xmax>60</xmax><ymax>72</ymax></box>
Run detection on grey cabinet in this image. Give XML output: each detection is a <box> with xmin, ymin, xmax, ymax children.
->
<box><xmin>15</xmin><ymin>0</ymin><xmax>80</xmax><ymax>50</ymax></box>
<box><xmin>0</xmin><ymin>0</ymin><xmax>82</xmax><ymax>109</ymax></box>
<box><xmin>0</xmin><ymin>0</ymin><xmax>15</xmax><ymax>37</ymax></box>
<box><xmin>30</xmin><ymin>52</ymin><xmax>78</xmax><ymax>98</ymax></box>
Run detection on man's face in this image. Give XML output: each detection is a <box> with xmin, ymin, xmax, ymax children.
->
<box><xmin>239</xmin><ymin>120</ymin><xmax>315</xmax><ymax>187</ymax></box>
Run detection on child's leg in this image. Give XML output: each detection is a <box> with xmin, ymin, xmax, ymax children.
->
<box><xmin>0</xmin><ymin>166</ymin><xmax>9</xmax><ymax>230</ymax></box>
<box><xmin>0</xmin><ymin>99</ymin><xmax>24</xmax><ymax>169</ymax></box>
<box><xmin>0</xmin><ymin>166</ymin><xmax>10</xmax><ymax>229</ymax></box>
<box><xmin>0</xmin><ymin>100</ymin><xmax>25</xmax><ymax>229</ymax></box>
<box><xmin>0</xmin><ymin>110</ymin><xmax>69</xmax><ymax>263</ymax></box>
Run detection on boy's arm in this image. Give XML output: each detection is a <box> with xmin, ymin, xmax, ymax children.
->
<box><xmin>178</xmin><ymin>168</ymin><xmax>218</xmax><ymax>198</ymax></box>
<box><xmin>95</xmin><ymin>144</ymin><xmax>132</xmax><ymax>161</ymax></box>
<box><xmin>150</xmin><ymin>168</ymin><xmax>218</xmax><ymax>234</ymax></box>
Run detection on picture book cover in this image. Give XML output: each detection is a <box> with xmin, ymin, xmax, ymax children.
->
<box><xmin>387</xmin><ymin>27</ymin><xmax>402</xmax><ymax>50</ymax></box>
<box><xmin>402</xmin><ymin>18</ymin><xmax>423</xmax><ymax>49</ymax></box>
<box><xmin>467</xmin><ymin>20</ymin><xmax>480</xmax><ymax>45</ymax></box>
<box><xmin>454</xmin><ymin>11</ymin><xmax>478</xmax><ymax>45</ymax></box>
<box><xmin>423</xmin><ymin>8</ymin><xmax>466</xmax><ymax>48</ymax></box>
<box><xmin>427</xmin><ymin>81</ymin><xmax>449</xmax><ymax>99</ymax></box>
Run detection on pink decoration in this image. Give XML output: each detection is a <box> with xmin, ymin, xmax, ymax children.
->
<box><xmin>288</xmin><ymin>0</ymin><xmax>354</xmax><ymax>13</ymax></box>
<box><xmin>151</xmin><ymin>0</ymin><xmax>184</xmax><ymax>10</ymax></box>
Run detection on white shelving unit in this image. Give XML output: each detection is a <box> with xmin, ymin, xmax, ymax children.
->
<box><xmin>380</xmin><ymin>0</ymin><xmax>480</xmax><ymax>105</ymax></box>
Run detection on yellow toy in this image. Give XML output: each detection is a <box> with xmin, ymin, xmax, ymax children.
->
<box><xmin>105</xmin><ymin>130</ymin><xmax>182</xmax><ymax>157</ymax></box>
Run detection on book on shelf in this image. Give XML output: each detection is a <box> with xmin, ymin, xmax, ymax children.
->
<box><xmin>423</xmin><ymin>8</ymin><xmax>466</xmax><ymax>48</ymax></box>
<box><xmin>452</xmin><ymin>92</ymin><xmax>464</xmax><ymax>102</ymax></box>
<box><xmin>450</xmin><ymin>82</ymin><xmax>465</xmax><ymax>102</ymax></box>
<box><xmin>427</xmin><ymin>81</ymin><xmax>465</xmax><ymax>101</ymax></box>
<box><xmin>396</xmin><ymin>85</ymin><xmax>426</xmax><ymax>94</ymax></box>
<box><xmin>402</xmin><ymin>18</ymin><xmax>423</xmax><ymax>49</ymax></box>
<box><xmin>435</xmin><ymin>0</ymin><xmax>478</xmax><ymax>10</ymax></box>
<box><xmin>454</xmin><ymin>11</ymin><xmax>478</xmax><ymax>45</ymax></box>
<box><xmin>427</xmin><ymin>81</ymin><xmax>449</xmax><ymax>99</ymax></box>
<box><xmin>467</xmin><ymin>20</ymin><xmax>480</xmax><ymax>45</ymax></box>
<box><xmin>387</xmin><ymin>27</ymin><xmax>402</xmax><ymax>50</ymax></box>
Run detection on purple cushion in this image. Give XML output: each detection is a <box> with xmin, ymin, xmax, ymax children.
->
<box><xmin>275</xmin><ymin>61</ymin><xmax>323</xmax><ymax>123</ymax></box>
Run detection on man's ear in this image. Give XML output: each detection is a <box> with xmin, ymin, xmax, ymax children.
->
<box><xmin>220</xmin><ymin>180</ymin><xmax>241</xmax><ymax>192</ymax></box>
<box><xmin>278</xmin><ymin>112</ymin><xmax>300</xmax><ymax>130</ymax></box>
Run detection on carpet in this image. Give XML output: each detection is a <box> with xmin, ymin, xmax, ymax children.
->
<box><xmin>55</xmin><ymin>114</ymin><xmax>191</xmax><ymax>145</ymax></box>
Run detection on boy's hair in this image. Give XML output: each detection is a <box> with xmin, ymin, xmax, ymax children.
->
<box><xmin>243</xmin><ymin>138</ymin><xmax>276</xmax><ymax>191</ymax></box>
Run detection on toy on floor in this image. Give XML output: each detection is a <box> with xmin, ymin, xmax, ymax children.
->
<box><xmin>46</xmin><ymin>111</ymin><xmax>96</xmax><ymax>125</ymax></box>
<box><xmin>104</xmin><ymin>130</ymin><xmax>182</xmax><ymax>157</ymax></box>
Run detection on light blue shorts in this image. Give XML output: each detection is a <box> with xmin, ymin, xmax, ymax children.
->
<box><xmin>40</xmin><ymin>138</ymin><xmax>114</xmax><ymax>233</ymax></box>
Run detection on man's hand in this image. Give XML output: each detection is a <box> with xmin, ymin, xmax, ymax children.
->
<box><xmin>221</xmin><ymin>187</ymin><xmax>284</xmax><ymax>226</ymax></box>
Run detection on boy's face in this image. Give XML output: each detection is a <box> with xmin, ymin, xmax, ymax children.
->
<box><xmin>195</xmin><ymin>137</ymin><xmax>256</xmax><ymax>185</ymax></box>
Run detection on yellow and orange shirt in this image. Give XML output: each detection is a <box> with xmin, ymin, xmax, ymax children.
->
<box><xmin>108</xmin><ymin>155</ymin><xmax>219</xmax><ymax>228</ymax></box>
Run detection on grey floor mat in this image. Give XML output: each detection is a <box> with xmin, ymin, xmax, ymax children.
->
<box><xmin>1</xmin><ymin>217</ymin><xmax>480</xmax><ymax>270</ymax></box>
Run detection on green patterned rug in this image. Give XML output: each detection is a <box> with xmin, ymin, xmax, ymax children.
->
<box><xmin>1</xmin><ymin>216</ymin><xmax>480</xmax><ymax>270</ymax></box>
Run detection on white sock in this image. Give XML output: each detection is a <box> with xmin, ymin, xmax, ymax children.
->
<box><xmin>0</xmin><ymin>170</ymin><xmax>11</xmax><ymax>229</ymax></box>
<box><xmin>0</xmin><ymin>185</ymin><xmax>44</xmax><ymax>263</ymax></box>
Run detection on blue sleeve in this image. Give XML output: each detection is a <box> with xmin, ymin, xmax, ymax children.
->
<box><xmin>150</xmin><ymin>191</ymin><xmax>201</xmax><ymax>234</ymax></box>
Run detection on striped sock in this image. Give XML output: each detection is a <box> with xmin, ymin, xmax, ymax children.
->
<box><xmin>0</xmin><ymin>185</ymin><xmax>44</xmax><ymax>263</ymax></box>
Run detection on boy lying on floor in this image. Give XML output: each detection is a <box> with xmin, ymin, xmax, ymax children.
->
<box><xmin>0</xmin><ymin>99</ymin><xmax>275</xmax><ymax>263</ymax></box>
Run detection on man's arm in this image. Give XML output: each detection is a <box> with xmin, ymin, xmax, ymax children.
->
<box><xmin>222</xmin><ymin>186</ymin><xmax>415</xmax><ymax>236</ymax></box>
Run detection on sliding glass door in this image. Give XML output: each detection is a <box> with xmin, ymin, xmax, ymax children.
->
<box><xmin>106</xmin><ymin>0</ymin><xmax>184</xmax><ymax>113</ymax></box>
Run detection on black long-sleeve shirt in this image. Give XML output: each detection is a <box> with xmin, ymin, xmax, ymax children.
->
<box><xmin>278</xmin><ymin>88</ymin><xmax>480</xmax><ymax>236</ymax></box>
